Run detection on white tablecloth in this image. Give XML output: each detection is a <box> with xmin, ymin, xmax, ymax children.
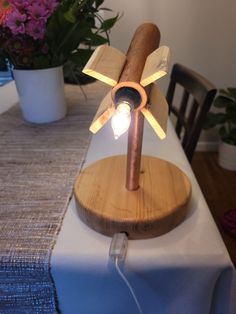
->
<box><xmin>1</xmin><ymin>82</ymin><xmax>235</xmax><ymax>314</ymax></box>
<box><xmin>52</xmin><ymin>119</ymin><xmax>235</xmax><ymax>314</ymax></box>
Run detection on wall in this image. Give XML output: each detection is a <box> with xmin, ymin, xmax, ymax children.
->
<box><xmin>103</xmin><ymin>0</ymin><xmax>236</xmax><ymax>149</ymax></box>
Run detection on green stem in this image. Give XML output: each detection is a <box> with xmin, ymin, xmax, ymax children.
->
<box><xmin>53</xmin><ymin>21</ymin><xmax>80</xmax><ymax>63</ymax></box>
<box><xmin>94</xmin><ymin>13</ymin><xmax>110</xmax><ymax>45</ymax></box>
<box><xmin>228</xmin><ymin>121</ymin><xmax>232</xmax><ymax>136</ymax></box>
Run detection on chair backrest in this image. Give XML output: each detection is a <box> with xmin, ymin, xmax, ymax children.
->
<box><xmin>166</xmin><ymin>63</ymin><xmax>217</xmax><ymax>162</ymax></box>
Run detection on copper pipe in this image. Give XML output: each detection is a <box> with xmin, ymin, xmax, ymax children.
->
<box><xmin>126</xmin><ymin>110</ymin><xmax>145</xmax><ymax>190</ymax></box>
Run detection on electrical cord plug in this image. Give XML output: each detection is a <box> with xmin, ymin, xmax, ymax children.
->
<box><xmin>109</xmin><ymin>232</ymin><xmax>128</xmax><ymax>262</ymax></box>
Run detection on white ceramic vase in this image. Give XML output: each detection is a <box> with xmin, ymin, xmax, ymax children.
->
<box><xmin>13</xmin><ymin>65</ymin><xmax>67</xmax><ymax>123</ymax></box>
<box><xmin>218</xmin><ymin>141</ymin><xmax>236</xmax><ymax>171</ymax></box>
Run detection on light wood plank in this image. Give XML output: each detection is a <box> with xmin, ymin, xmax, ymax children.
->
<box><xmin>83</xmin><ymin>45</ymin><xmax>126</xmax><ymax>86</ymax></box>
<box><xmin>141</xmin><ymin>83</ymin><xmax>168</xmax><ymax>139</ymax></box>
<box><xmin>140</xmin><ymin>46</ymin><xmax>170</xmax><ymax>87</ymax></box>
<box><xmin>89</xmin><ymin>91</ymin><xmax>115</xmax><ymax>134</ymax></box>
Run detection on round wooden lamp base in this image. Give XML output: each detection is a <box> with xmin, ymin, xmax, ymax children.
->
<box><xmin>74</xmin><ymin>155</ymin><xmax>191</xmax><ymax>239</ymax></box>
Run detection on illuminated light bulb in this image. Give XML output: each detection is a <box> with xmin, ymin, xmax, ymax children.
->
<box><xmin>111</xmin><ymin>102</ymin><xmax>131</xmax><ymax>140</ymax></box>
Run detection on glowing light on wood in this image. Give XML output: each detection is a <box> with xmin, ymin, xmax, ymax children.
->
<box><xmin>89</xmin><ymin>91</ymin><xmax>115</xmax><ymax>134</ymax></box>
<box><xmin>82</xmin><ymin>45</ymin><xmax>126</xmax><ymax>87</ymax></box>
<box><xmin>141</xmin><ymin>84</ymin><xmax>168</xmax><ymax>139</ymax></box>
<box><xmin>140</xmin><ymin>46</ymin><xmax>170</xmax><ymax>87</ymax></box>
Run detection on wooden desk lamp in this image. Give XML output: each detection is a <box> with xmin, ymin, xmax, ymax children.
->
<box><xmin>74</xmin><ymin>23</ymin><xmax>191</xmax><ymax>239</ymax></box>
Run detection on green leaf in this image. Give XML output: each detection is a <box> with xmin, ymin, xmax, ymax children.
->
<box><xmin>63</xmin><ymin>60</ymin><xmax>96</xmax><ymax>85</ymax></box>
<box><xmin>86</xmin><ymin>16</ymin><xmax>96</xmax><ymax>28</ymax></box>
<box><xmin>95</xmin><ymin>0</ymin><xmax>104</xmax><ymax>8</ymax></box>
<box><xmin>55</xmin><ymin>21</ymin><xmax>92</xmax><ymax>59</ymax></box>
<box><xmin>46</xmin><ymin>8</ymin><xmax>73</xmax><ymax>50</ymax></box>
<box><xmin>231</xmin><ymin>128</ymin><xmax>236</xmax><ymax>137</ymax></box>
<box><xmin>226</xmin><ymin>106</ymin><xmax>236</xmax><ymax>114</ymax></box>
<box><xmin>100</xmin><ymin>15</ymin><xmax>119</xmax><ymax>32</ymax></box>
<box><xmin>68</xmin><ymin>49</ymin><xmax>94</xmax><ymax>66</ymax></box>
<box><xmin>87</xmin><ymin>33</ymin><xmax>108</xmax><ymax>45</ymax></box>
<box><xmin>0</xmin><ymin>55</ymin><xmax>6</xmax><ymax>70</ymax></box>
<box><xmin>99</xmin><ymin>7</ymin><xmax>113</xmax><ymax>11</ymax></box>
<box><xmin>214</xmin><ymin>95</ymin><xmax>235</xmax><ymax>108</ymax></box>
<box><xmin>219</xmin><ymin>89</ymin><xmax>231</xmax><ymax>97</ymax></box>
<box><xmin>228</xmin><ymin>88</ymin><xmax>236</xmax><ymax>101</ymax></box>
<box><xmin>64</xmin><ymin>10</ymin><xmax>76</xmax><ymax>23</ymax></box>
<box><xmin>219</xmin><ymin>125</ymin><xmax>228</xmax><ymax>139</ymax></box>
<box><xmin>226</xmin><ymin>128</ymin><xmax>236</xmax><ymax>145</ymax></box>
<box><xmin>33</xmin><ymin>55</ymin><xmax>51</xmax><ymax>69</ymax></box>
<box><xmin>204</xmin><ymin>112</ymin><xmax>226</xmax><ymax>129</ymax></box>
<box><xmin>219</xmin><ymin>89</ymin><xmax>228</xmax><ymax>93</ymax></box>
<box><xmin>226</xmin><ymin>107</ymin><xmax>236</xmax><ymax>124</ymax></box>
<box><xmin>224</xmin><ymin>138</ymin><xmax>236</xmax><ymax>145</ymax></box>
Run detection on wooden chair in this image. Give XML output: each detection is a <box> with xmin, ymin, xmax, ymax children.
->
<box><xmin>166</xmin><ymin>63</ymin><xmax>217</xmax><ymax>162</ymax></box>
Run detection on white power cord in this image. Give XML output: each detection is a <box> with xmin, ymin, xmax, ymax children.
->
<box><xmin>114</xmin><ymin>257</ymin><xmax>143</xmax><ymax>314</ymax></box>
<box><xmin>109</xmin><ymin>233</ymin><xmax>143</xmax><ymax>314</ymax></box>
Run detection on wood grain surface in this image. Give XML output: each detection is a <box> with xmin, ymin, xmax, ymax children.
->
<box><xmin>83</xmin><ymin>45</ymin><xmax>126</xmax><ymax>86</ymax></box>
<box><xmin>141</xmin><ymin>83</ymin><xmax>168</xmax><ymax>139</ymax></box>
<box><xmin>141</xmin><ymin>46</ymin><xmax>170</xmax><ymax>87</ymax></box>
<box><xmin>89</xmin><ymin>91</ymin><xmax>115</xmax><ymax>133</ymax></box>
<box><xmin>74</xmin><ymin>155</ymin><xmax>191</xmax><ymax>239</ymax></box>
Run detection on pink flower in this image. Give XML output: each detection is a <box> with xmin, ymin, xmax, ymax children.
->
<box><xmin>25</xmin><ymin>18</ymin><xmax>46</xmax><ymax>40</ymax></box>
<box><xmin>5</xmin><ymin>8</ymin><xmax>26</xmax><ymax>34</ymax></box>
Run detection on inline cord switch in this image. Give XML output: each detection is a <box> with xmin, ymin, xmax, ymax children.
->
<box><xmin>109</xmin><ymin>233</ymin><xmax>143</xmax><ymax>314</ymax></box>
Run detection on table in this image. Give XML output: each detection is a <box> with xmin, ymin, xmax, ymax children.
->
<box><xmin>50</xmin><ymin>87</ymin><xmax>235</xmax><ymax>314</ymax></box>
<box><xmin>1</xmin><ymin>82</ymin><xmax>235</xmax><ymax>314</ymax></box>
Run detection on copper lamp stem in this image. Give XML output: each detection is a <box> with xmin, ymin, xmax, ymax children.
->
<box><xmin>116</xmin><ymin>23</ymin><xmax>160</xmax><ymax>190</ymax></box>
<box><xmin>126</xmin><ymin>110</ymin><xmax>144</xmax><ymax>190</ymax></box>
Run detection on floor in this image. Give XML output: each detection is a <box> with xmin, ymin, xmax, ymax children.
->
<box><xmin>192</xmin><ymin>152</ymin><xmax>236</xmax><ymax>268</ymax></box>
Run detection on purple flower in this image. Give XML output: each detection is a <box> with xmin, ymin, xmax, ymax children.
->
<box><xmin>8</xmin><ymin>0</ymin><xmax>30</xmax><ymax>7</ymax></box>
<box><xmin>27</xmin><ymin>3</ymin><xmax>48</xmax><ymax>21</ymax></box>
<box><xmin>5</xmin><ymin>8</ymin><xmax>26</xmax><ymax>34</ymax></box>
<box><xmin>43</xmin><ymin>0</ymin><xmax>59</xmax><ymax>15</ymax></box>
<box><xmin>25</xmin><ymin>18</ymin><xmax>46</xmax><ymax>40</ymax></box>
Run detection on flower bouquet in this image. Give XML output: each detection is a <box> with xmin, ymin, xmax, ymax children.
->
<box><xmin>0</xmin><ymin>0</ymin><xmax>119</xmax><ymax>71</ymax></box>
<box><xmin>0</xmin><ymin>0</ymin><xmax>119</xmax><ymax>123</ymax></box>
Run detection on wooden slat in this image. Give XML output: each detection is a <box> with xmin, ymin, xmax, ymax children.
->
<box><xmin>140</xmin><ymin>46</ymin><xmax>170</xmax><ymax>87</ymax></box>
<box><xmin>83</xmin><ymin>45</ymin><xmax>126</xmax><ymax>86</ymax></box>
<box><xmin>89</xmin><ymin>91</ymin><xmax>115</xmax><ymax>134</ymax></box>
<box><xmin>141</xmin><ymin>84</ymin><xmax>168</xmax><ymax>139</ymax></box>
<box><xmin>175</xmin><ymin>90</ymin><xmax>189</xmax><ymax>136</ymax></box>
